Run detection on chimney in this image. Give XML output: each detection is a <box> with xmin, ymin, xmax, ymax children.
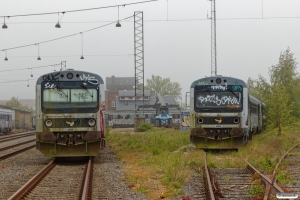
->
<box><xmin>112</xmin><ymin>75</ymin><xmax>115</xmax><ymax>84</ymax></box>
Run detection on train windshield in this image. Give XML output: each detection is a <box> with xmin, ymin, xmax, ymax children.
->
<box><xmin>195</xmin><ymin>85</ymin><xmax>243</xmax><ymax>112</ymax></box>
<box><xmin>41</xmin><ymin>81</ymin><xmax>99</xmax><ymax>113</ymax></box>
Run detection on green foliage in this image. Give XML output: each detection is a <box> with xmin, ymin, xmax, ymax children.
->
<box><xmin>137</xmin><ymin>122</ymin><xmax>154</xmax><ymax>132</ymax></box>
<box><xmin>258</xmin><ymin>153</ymin><xmax>275</xmax><ymax>173</ymax></box>
<box><xmin>248</xmin><ymin>47</ymin><xmax>300</xmax><ymax>129</ymax></box>
<box><xmin>248</xmin><ymin>180</ymin><xmax>265</xmax><ymax>198</ymax></box>
<box><xmin>5</xmin><ymin>97</ymin><xmax>22</xmax><ymax>108</ymax></box>
<box><xmin>145</xmin><ymin>75</ymin><xmax>182</xmax><ymax>101</ymax></box>
<box><xmin>266</xmin><ymin>84</ymin><xmax>294</xmax><ymax>128</ymax></box>
<box><xmin>276</xmin><ymin>168</ymin><xmax>294</xmax><ymax>184</ymax></box>
<box><xmin>5</xmin><ymin>97</ymin><xmax>35</xmax><ymax>112</ymax></box>
<box><xmin>208</xmin><ymin>162</ymin><xmax>216</xmax><ymax>168</ymax></box>
<box><xmin>138</xmin><ymin>186</ymin><xmax>147</xmax><ymax>193</ymax></box>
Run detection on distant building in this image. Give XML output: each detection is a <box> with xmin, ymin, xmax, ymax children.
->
<box><xmin>0</xmin><ymin>105</ymin><xmax>32</xmax><ymax>129</ymax></box>
<box><xmin>105</xmin><ymin>76</ymin><xmax>136</xmax><ymax>110</ymax></box>
<box><xmin>105</xmin><ymin>76</ymin><xmax>178</xmax><ymax>113</ymax></box>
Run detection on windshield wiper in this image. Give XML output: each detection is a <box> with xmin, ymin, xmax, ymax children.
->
<box><xmin>227</xmin><ymin>88</ymin><xmax>239</xmax><ymax>98</ymax></box>
<box><xmin>81</xmin><ymin>83</ymin><xmax>93</xmax><ymax>97</ymax></box>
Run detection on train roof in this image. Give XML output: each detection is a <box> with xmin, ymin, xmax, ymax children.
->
<box><xmin>249</xmin><ymin>95</ymin><xmax>263</xmax><ymax>104</ymax></box>
<box><xmin>0</xmin><ymin>108</ymin><xmax>12</xmax><ymax>114</ymax></box>
<box><xmin>36</xmin><ymin>69</ymin><xmax>104</xmax><ymax>84</ymax></box>
<box><xmin>190</xmin><ymin>75</ymin><xmax>247</xmax><ymax>88</ymax></box>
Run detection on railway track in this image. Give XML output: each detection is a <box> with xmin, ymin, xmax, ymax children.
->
<box><xmin>0</xmin><ymin>132</ymin><xmax>35</xmax><ymax>143</ymax></box>
<box><xmin>283</xmin><ymin>144</ymin><xmax>300</xmax><ymax>194</ymax></box>
<box><xmin>261</xmin><ymin>142</ymin><xmax>300</xmax><ymax>199</ymax></box>
<box><xmin>0</xmin><ymin>141</ymin><xmax>36</xmax><ymax>161</ymax></box>
<box><xmin>9</xmin><ymin>157</ymin><xmax>93</xmax><ymax>200</ymax></box>
<box><xmin>202</xmin><ymin>152</ymin><xmax>286</xmax><ymax>200</ymax></box>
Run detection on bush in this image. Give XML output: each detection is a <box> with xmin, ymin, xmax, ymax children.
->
<box><xmin>137</xmin><ymin>122</ymin><xmax>154</xmax><ymax>132</ymax></box>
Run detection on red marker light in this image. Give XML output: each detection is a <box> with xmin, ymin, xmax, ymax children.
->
<box><xmin>1</xmin><ymin>166</ymin><xmax>4</xmax><ymax>169</ymax></box>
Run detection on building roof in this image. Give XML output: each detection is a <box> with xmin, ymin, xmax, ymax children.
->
<box><xmin>106</xmin><ymin>76</ymin><xmax>135</xmax><ymax>91</ymax></box>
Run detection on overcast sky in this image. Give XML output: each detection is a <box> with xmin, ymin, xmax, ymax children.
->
<box><xmin>0</xmin><ymin>0</ymin><xmax>299</xmax><ymax>104</ymax></box>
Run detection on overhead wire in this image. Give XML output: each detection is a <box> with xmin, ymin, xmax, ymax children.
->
<box><xmin>0</xmin><ymin>0</ymin><xmax>159</xmax><ymax>18</ymax></box>
<box><xmin>0</xmin><ymin>63</ymin><xmax>61</xmax><ymax>73</ymax></box>
<box><xmin>1</xmin><ymin>15</ymin><xmax>134</xmax><ymax>52</ymax></box>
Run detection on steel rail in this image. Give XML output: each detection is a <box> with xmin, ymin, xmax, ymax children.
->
<box><xmin>204</xmin><ymin>153</ymin><xmax>215</xmax><ymax>200</ymax></box>
<box><xmin>0</xmin><ymin>139</ymin><xmax>36</xmax><ymax>151</ymax></box>
<box><xmin>81</xmin><ymin>157</ymin><xmax>93</xmax><ymax>200</ymax></box>
<box><xmin>0</xmin><ymin>132</ymin><xmax>35</xmax><ymax>143</ymax></box>
<box><xmin>264</xmin><ymin>142</ymin><xmax>300</xmax><ymax>200</ymax></box>
<box><xmin>0</xmin><ymin>144</ymin><xmax>36</xmax><ymax>161</ymax></box>
<box><xmin>238</xmin><ymin>153</ymin><xmax>284</xmax><ymax>199</ymax></box>
<box><xmin>8</xmin><ymin>160</ymin><xmax>56</xmax><ymax>200</ymax></box>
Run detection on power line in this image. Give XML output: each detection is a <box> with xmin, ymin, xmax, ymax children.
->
<box><xmin>0</xmin><ymin>0</ymin><xmax>159</xmax><ymax>18</ymax></box>
<box><xmin>0</xmin><ymin>78</ymin><xmax>36</xmax><ymax>83</ymax></box>
<box><xmin>1</xmin><ymin>15</ymin><xmax>134</xmax><ymax>52</ymax></box>
<box><xmin>7</xmin><ymin>17</ymin><xmax>300</xmax><ymax>24</ymax></box>
<box><xmin>5</xmin><ymin>16</ymin><xmax>300</xmax><ymax>24</ymax></box>
<box><xmin>0</xmin><ymin>54</ymin><xmax>134</xmax><ymax>58</ymax></box>
<box><xmin>0</xmin><ymin>63</ymin><xmax>61</xmax><ymax>73</ymax></box>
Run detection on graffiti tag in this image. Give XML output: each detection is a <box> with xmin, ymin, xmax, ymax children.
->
<box><xmin>211</xmin><ymin>83</ymin><xmax>227</xmax><ymax>90</ymax></box>
<box><xmin>43</xmin><ymin>72</ymin><xmax>60</xmax><ymax>81</ymax></box>
<box><xmin>198</xmin><ymin>81</ymin><xmax>208</xmax><ymax>85</ymax></box>
<box><xmin>198</xmin><ymin>95</ymin><xmax>240</xmax><ymax>106</ymax></box>
<box><xmin>45</xmin><ymin>82</ymin><xmax>56</xmax><ymax>89</ymax></box>
<box><xmin>80</xmin><ymin>74</ymin><xmax>99</xmax><ymax>85</ymax></box>
<box><xmin>73</xmin><ymin>92</ymin><xmax>89</xmax><ymax>100</ymax></box>
<box><xmin>232</xmin><ymin>85</ymin><xmax>242</xmax><ymax>91</ymax></box>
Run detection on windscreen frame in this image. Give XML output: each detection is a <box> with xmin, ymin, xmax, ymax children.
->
<box><xmin>41</xmin><ymin>81</ymin><xmax>100</xmax><ymax>114</ymax></box>
<box><xmin>194</xmin><ymin>84</ymin><xmax>243</xmax><ymax>113</ymax></box>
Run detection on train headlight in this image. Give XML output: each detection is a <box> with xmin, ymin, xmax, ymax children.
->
<box><xmin>88</xmin><ymin>119</ymin><xmax>96</xmax><ymax>126</ymax></box>
<box><xmin>197</xmin><ymin>118</ymin><xmax>203</xmax><ymax>124</ymax></box>
<box><xmin>45</xmin><ymin>120</ymin><xmax>52</xmax><ymax>127</ymax></box>
<box><xmin>67</xmin><ymin>73</ymin><xmax>73</xmax><ymax>79</ymax></box>
<box><xmin>233</xmin><ymin>118</ymin><xmax>240</xmax><ymax>124</ymax></box>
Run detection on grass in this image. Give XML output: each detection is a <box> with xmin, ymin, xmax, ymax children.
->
<box><xmin>107</xmin><ymin>128</ymin><xmax>204</xmax><ymax>199</ymax></box>
<box><xmin>106</xmin><ymin>122</ymin><xmax>300</xmax><ymax>199</ymax></box>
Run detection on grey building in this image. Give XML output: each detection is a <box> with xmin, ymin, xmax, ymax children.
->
<box><xmin>115</xmin><ymin>90</ymin><xmax>177</xmax><ymax>111</ymax></box>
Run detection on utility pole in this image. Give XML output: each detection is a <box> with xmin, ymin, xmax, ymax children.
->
<box><xmin>134</xmin><ymin>11</ymin><xmax>145</xmax><ymax>117</ymax></box>
<box><xmin>60</xmin><ymin>61</ymin><xmax>66</xmax><ymax>71</ymax></box>
<box><xmin>208</xmin><ymin>0</ymin><xmax>217</xmax><ymax>76</ymax></box>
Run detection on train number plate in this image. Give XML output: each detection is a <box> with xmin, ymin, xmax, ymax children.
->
<box><xmin>67</xmin><ymin>128</ymin><xmax>74</xmax><ymax>131</ymax></box>
<box><xmin>215</xmin><ymin>125</ymin><xmax>222</xmax><ymax>128</ymax></box>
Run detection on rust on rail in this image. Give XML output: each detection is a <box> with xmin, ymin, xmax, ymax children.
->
<box><xmin>204</xmin><ymin>153</ymin><xmax>215</xmax><ymax>200</ymax></box>
<box><xmin>8</xmin><ymin>160</ymin><xmax>56</xmax><ymax>200</ymax></box>
<box><xmin>81</xmin><ymin>157</ymin><xmax>93</xmax><ymax>200</ymax></box>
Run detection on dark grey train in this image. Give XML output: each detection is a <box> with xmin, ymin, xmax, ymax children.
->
<box><xmin>35</xmin><ymin>69</ymin><xmax>105</xmax><ymax>157</ymax></box>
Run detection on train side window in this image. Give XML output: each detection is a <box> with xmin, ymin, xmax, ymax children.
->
<box><xmin>145</xmin><ymin>114</ymin><xmax>148</xmax><ymax>118</ymax></box>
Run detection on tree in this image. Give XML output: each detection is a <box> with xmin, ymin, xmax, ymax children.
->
<box><xmin>248</xmin><ymin>47</ymin><xmax>299</xmax><ymax>132</ymax></box>
<box><xmin>5</xmin><ymin>97</ymin><xmax>35</xmax><ymax>112</ymax></box>
<box><xmin>5</xmin><ymin>97</ymin><xmax>22</xmax><ymax>108</ymax></box>
<box><xmin>145</xmin><ymin>75</ymin><xmax>182</xmax><ymax>100</ymax></box>
<box><xmin>269</xmin><ymin>48</ymin><xmax>300</xmax><ymax>117</ymax></box>
<box><xmin>266</xmin><ymin>83</ymin><xmax>294</xmax><ymax>133</ymax></box>
<box><xmin>247</xmin><ymin>75</ymin><xmax>271</xmax><ymax>103</ymax></box>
